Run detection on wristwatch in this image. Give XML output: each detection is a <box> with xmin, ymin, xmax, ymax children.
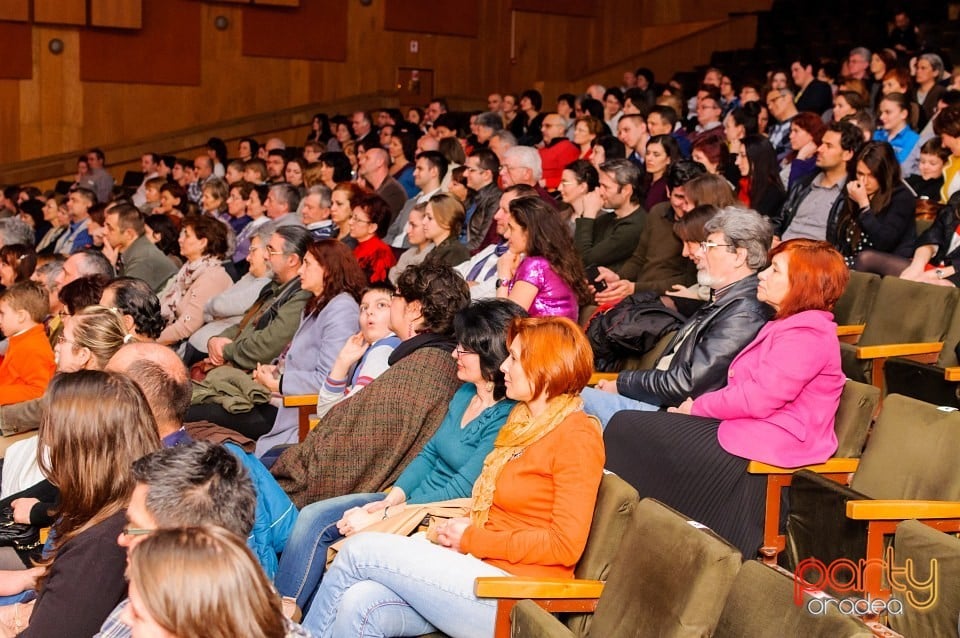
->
<box><xmin>495</xmin><ymin>278</ymin><xmax>507</xmax><ymax>289</ymax></box>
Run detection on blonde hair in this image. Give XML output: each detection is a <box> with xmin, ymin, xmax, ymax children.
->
<box><xmin>128</xmin><ymin>526</ymin><xmax>286</xmax><ymax>638</ymax></box>
<box><xmin>69</xmin><ymin>305</ymin><xmax>130</xmax><ymax>369</ymax></box>
<box><xmin>427</xmin><ymin>192</ymin><xmax>466</xmax><ymax>237</ymax></box>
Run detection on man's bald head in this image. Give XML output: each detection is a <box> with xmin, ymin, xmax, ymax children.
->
<box><xmin>107</xmin><ymin>342</ymin><xmax>191</xmax><ymax>435</ymax></box>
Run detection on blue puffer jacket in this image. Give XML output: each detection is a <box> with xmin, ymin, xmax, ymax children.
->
<box><xmin>225</xmin><ymin>442</ymin><xmax>298</xmax><ymax>578</ymax></box>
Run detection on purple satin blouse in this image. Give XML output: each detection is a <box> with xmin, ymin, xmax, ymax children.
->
<box><xmin>510</xmin><ymin>256</ymin><xmax>579</xmax><ymax>322</ymax></box>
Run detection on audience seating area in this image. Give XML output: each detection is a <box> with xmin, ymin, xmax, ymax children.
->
<box><xmin>6</xmin><ymin>0</ymin><xmax>960</xmax><ymax>635</ymax></box>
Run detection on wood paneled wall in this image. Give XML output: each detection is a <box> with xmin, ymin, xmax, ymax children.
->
<box><xmin>0</xmin><ymin>0</ymin><xmax>770</xmax><ymax>174</ymax></box>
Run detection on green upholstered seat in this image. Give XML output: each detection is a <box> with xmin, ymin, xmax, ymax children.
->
<box><xmin>889</xmin><ymin>519</ymin><xmax>960</xmax><ymax>637</ymax></box>
<box><xmin>713</xmin><ymin>560</ymin><xmax>874</xmax><ymax>637</ymax></box>
<box><xmin>833</xmin><ymin>270</ymin><xmax>880</xmax><ymax>327</ymax></box>
<box><xmin>508</xmin><ymin>498</ymin><xmax>741</xmax><ymax>637</ymax></box>
<box><xmin>833</xmin><ymin>379</ymin><xmax>881</xmax><ymax>458</ymax></box>
<box><xmin>839</xmin><ymin>277</ymin><xmax>959</xmax><ymax>384</ymax></box>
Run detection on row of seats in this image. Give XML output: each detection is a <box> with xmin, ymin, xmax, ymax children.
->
<box><xmin>833</xmin><ymin>272</ymin><xmax>960</xmax><ymax>403</ymax></box>
<box><xmin>469</xmin><ymin>390</ymin><xmax>960</xmax><ymax>637</ymax></box>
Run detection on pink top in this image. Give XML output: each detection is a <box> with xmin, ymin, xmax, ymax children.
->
<box><xmin>691</xmin><ymin>309</ymin><xmax>844</xmax><ymax>468</ymax></box>
<box><xmin>510</xmin><ymin>256</ymin><xmax>579</xmax><ymax>323</ymax></box>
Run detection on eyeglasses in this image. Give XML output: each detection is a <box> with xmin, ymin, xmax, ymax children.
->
<box><xmin>454</xmin><ymin>345</ymin><xmax>477</xmax><ymax>358</ymax></box>
<box><xmin>264</xmin><ymin>246</ymin><xmax>285</xmax><ymax>256</ymax></box>
<box><xmin>121</xmin><ymin>527</ymin><xmax>155</xmax><ymax>537</ymax></box>
<box><xmin>350</xmin><ymin>215</ymin><xmax>373</xmax><ymax>224</ymax></box>
<box><xmin>699</xmin><ymin>241</ymin><xmax>733</xmax><ymax>252</ymax></box>
<box><xmin>56</xmin><ymin>334</ymin><xmax>76</xmax><ymax>346</ymax></box>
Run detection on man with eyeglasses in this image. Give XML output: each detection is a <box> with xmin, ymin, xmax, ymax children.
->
<box><xmin>538</xmin><ymin>113</ymin><xmax>580</xmax><ymax>191</ymax></box>
<box><xmin>95</xmin><ymin>442</ymin><xmax>266</xmax><ymax>638</ymax></box>
<box><xmin>766</xmin><ymin>88</ymin><xmax>799</xmax><ymax>160</ymax></box>
<box><xmin>582</xmin><ymin>206</ymin><xmax>773</xmax><ymax>427</ymax></box>
<box><xmin>688</xmin><ymin>85</ymin><xmax>725</xmax><ymax>148</ymax></box>
<box><xmin>198</xmin><ymin>226</ymin><xmax>312</xmax><ymax>372</ymax></box>
<box><xmin>499</xmin><ymin>146</ymin><xmax>557</xmax><ymax>209</ymax></box>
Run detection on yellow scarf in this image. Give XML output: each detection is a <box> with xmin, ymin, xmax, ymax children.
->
<box><xmin>470</xmin><ymin>393</ymin><xmax>588</xmax><ymax>526</ymax></box>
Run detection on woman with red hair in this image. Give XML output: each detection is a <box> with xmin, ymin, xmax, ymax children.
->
<box><xmin>780</xmin><ymin>112</ymin><xmax>826</xmax><ymax>190</ymax></box>
<box><xmin>605</xmin><ymin>239</ymin><xmax>848</xmax><ymax>557</ymax></box>
<box><xmin>304</xmin><ymin>316</ymin><xmax>604</xmax><ymax>637</ymax></box>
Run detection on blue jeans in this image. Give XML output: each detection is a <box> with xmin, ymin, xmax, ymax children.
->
<box><xmin>580</xmin><ymin>386</ymin><xmax>659</xmax><ymax>429</ymax></box>
<box><xmin>304</xmin><ymin>532</ymin><xmax>508</xmax><ymax>638</ymax></box>
<box><xmin>275</xmin><ymin>492</ymin><xmax>384</xmax><ymax>612</ymax></box>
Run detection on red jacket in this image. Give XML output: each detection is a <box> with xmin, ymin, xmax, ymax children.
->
<box><xmin>539</xmin><ymin>138</ymin><xmax>580</xmax><ymax>191</ymax></box>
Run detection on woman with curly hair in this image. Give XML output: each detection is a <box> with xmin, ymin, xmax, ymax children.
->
<box><xmin>267</xmin><ymin>263</ymin><xmax>471</xmax><ymax>506</ymax></box>
<box><xmin>496</xmin><ymin>196</ymin><xmax>591</xmax><ymax>322</ymax></box>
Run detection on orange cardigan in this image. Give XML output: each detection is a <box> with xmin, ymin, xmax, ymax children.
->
<box><xmin>460</xmin><ymin>409</ymin><xmax>605</xmax><ymax>579</ymax></box>
<box><xmin>0</xmin><ymin>324</ymin><xmax>56</xmax><ymax>406</ymax></box>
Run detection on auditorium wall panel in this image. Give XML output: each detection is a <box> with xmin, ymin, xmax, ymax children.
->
<box><xmin>1</xmin><ymin>0</ymin><xmax>770</xmax><ymax>174</ymax></box>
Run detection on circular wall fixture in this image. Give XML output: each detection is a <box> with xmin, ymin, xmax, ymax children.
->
<box><xmin>214</xmin><ymin>15</ymin><xmax>229</xmax><ymax>31</ymax></box>
<box><xmin>48</xmin><ymin>38</ymin><xmax>64</xmax><ymax>55</ymax></box>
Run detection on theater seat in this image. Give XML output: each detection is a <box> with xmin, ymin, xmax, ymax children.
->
<box><xmin>785</xmin><ymin>395</ymin><xmax>960</xmax><ymax>602</ymax></box>
<box><xmin>888</xmin><ymin>519</ymin><xmax>960</xmax><ymax>637</ymax></box>
<box><xmin>486</xmin><ymin>498</ymin><xmax>741</xmax><ymax>638</ymax></box>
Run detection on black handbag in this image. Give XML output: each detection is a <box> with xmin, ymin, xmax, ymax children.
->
<box><xmin>0</xmin><ymin>508</ymin><xmax>41</xmax><ymax>551</ymax></box>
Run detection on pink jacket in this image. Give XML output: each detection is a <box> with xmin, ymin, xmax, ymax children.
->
<box><xmin>690</xmin><ymin>309</ymin><xmax>844</xmax><ymax>468</ymax></box>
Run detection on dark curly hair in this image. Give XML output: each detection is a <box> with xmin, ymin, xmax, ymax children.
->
<box><xmin>506</xmin><ymin>197</ymin><xmax>592</xmax><ymax>305</ymax></box>
<box><xmin>454</xmin><ymin>299</ymin><xmax>528</xmax><ymax>400</ymax></box>
<box><xmin>102</xmin><ymin>277</ymin><xmax>165</xmax><ymax>340</ymax></box>
<box><xmin>395</xmin><ymin>263</ymin><xmax>470</xmax><ymax>336</ymax></box>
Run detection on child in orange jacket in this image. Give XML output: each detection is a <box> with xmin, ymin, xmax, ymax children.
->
<box><xmin>0</xmin><ymin>281</ymin><xmax>56</xmax><ymax>405</ymax></box>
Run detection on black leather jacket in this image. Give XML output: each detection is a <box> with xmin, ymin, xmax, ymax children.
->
<box><xmin>616</xmin><ymin>274</ymin><xmax>772</xmax><ymax>406</ymax></box>
<box><xmin>771</xmin><ymin>171</ymin><xmax>846</xmax><ymax>240</ymax></box>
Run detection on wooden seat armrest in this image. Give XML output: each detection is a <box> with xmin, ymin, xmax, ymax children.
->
<box><xmin>945</xmin><ymin>367</ymin><xmax>960</xmax><ymax>381</ymax></box>
<box><xmin>855</xmin><ymin>342</ymin><xmax>943</xmax><ymax>360</ymax></box>
<box><xmin>846</xmin><ymin>500</ymin><xmax>960</xmax><ymax>520</ymax></box>
<box><xmin>747</xmin><ymin>458</ymin><xmax>859</xmax><ymax>475</ymax></box>
<box><xmin>836</xmin><ymin>324</ymin><xmax>865</xmax><ymax>338</ymax></box>
<box><xmin>283</xmin><ymin>394</ymin><xmax>319</xmax><ymax>407</ymax></box>
<box><xmin>475</xmin><ymin>577</ymin><xmax>604</xmax><ymax>600</ymax></box>
<box><xmin>588</xmin><ymin>372</ymin><xmax>618</xmax><ymax>386</ymax></box>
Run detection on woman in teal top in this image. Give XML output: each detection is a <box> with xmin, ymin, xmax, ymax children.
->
<box><xmin>274</xmin><ymin>299</ymin><xmax>526</xmax><ymax>612</ymax></box>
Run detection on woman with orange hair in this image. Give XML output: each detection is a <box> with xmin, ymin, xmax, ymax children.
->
<box><xmin>304</xmin><ymin>317</ymin><xmax>604</xmax><ymax>638</ymax></box>
<box><xmin>605</xmin><ymin>239</ymin><xmax>848</xmax><ymax>557</ymax></box>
